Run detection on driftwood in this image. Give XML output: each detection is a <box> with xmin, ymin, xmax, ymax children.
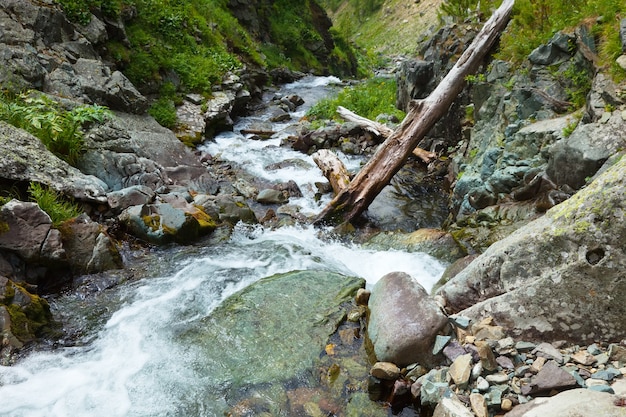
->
<box><xmin>312</xmin><ymin>149</ymin><xmax>351</xmax><ymax>195</ymax></box>
<box><xmin>315</xmin><ymin>0</ymin><xmax>515</xmax><ymax>225</ymax></box>
<box><xmin>337</xmin><ymin>106</ymin><xmax>436</xmax><ymax>163</ymax></box>
<box><xmin>240</xmin><ymin>129</ymin><xmax>276</xmax><ymax>138</ymax></box>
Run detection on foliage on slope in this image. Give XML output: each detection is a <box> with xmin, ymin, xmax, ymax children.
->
<box><xmin>54</xmin><ymin>0</ymin><xmax>358</xmax><ymax>97</ymax></box>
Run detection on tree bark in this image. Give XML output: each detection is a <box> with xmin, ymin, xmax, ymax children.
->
<box><xmin>312</xmin><ymin>149</ymin><xmax>351</xmax><ymax>195</ymax></box>
<box><xmin>315</xmin><ymin>0</ymin><xmax>515</xmax><ymax>225</ymax></box>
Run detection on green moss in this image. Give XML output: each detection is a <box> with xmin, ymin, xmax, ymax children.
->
<box><xmin>0</xmin><ymin>221</ymin><xmax>8</xmax><ymax>235</ymax></box>
<box><xmin>142</xmin><ymin>214</ymin><xmax>161</xmax><ymax>232</ymax></box>
<box><xmin>3</xmin><ymin>283</ymin><xmax>52</xmax><ymax>343</ymax></box>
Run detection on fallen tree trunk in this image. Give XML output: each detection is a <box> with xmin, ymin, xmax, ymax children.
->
<box><xmin>312</xmin><ymin>149</ymin><xmax>351</xmax><ymax>195</ymax></box>
<box><xmin>337</xmin><ymin>106</ymin><xmax>436</xmax><ymax>163</ymax></box>
<box><xmin>315</xmin><ymin>0</ymin><xmax>515</xmax><ymax>225</ymax></box>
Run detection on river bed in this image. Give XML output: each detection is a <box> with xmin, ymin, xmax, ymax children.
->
<box><xmin>0</xmin><ymin>76</ymin><xmax>447</xmax><ymax>416</ymax></box>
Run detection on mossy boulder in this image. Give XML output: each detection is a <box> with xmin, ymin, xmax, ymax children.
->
<box><xmin>0</xmin><ymin>276</ymin><xmax>53</xmax><ymax>347</ymax></box>
<box><xmin>437</xmin><ymin>153</ymin><xmax>626</xmax><ymax>343</ymax></box>
<box><xmin>363</xmin><ymin>228</ymin><xmax>467</xmax><ymax>263</ymax></box>
<box><xmin>184</xmin><ymin>270</ymin><xmax>365</xmax><ymax>414</ymax></box>
<box><xmin>119</xmin><ymin>202</ymin><xmax>217</xmax><ymax>245</ymax></box>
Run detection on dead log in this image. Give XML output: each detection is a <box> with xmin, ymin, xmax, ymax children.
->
<box><xmin>336</xmin><ymin>106</ymin><xmax>394</xmax><ymax>137</ymax></box>
<box><xmin>315</xmin><ymin>0</ymin><xmax>515</xmax><ymax>225</ymax></box>
<box><xmin>240</xmin><ymin>129</ymin><xmax>276</xmax><ymax>138</ymax></box>
<box><xmin>337</xmin><ymin>106</ymin><xmax>436</xmax><ymax>163</ymax></box>
<box><xmin>312</xmin><ymin>149</ymin><xmax>351</xmax><ymax>195</ymax></box>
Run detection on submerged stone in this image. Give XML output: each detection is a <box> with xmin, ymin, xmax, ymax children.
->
<box><xmin>185</xmin><ymin>270</ymin><xmax>365</xmax><ymax>413</ymax></box>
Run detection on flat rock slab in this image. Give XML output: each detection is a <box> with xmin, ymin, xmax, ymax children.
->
<box><xmin>504</xmin><ymin>388</ymin><xmax>624</xmax><ymax>417</ymax></box>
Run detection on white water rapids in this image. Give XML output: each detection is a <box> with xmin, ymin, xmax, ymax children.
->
<box><xmin>0</xmin><ymin>76</ymin><xmax>447</xmax><ymax>417</ymax></box>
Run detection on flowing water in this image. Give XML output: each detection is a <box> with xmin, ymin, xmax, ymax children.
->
<box><xmin>0</xmin><ymin>76</ymin><xmax>447</xmax><ymax>417</ymax></box>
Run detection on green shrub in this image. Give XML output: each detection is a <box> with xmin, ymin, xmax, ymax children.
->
<box><xmin>27</xmin><ymin>183</ymin><xmax>83</xmax><ymax>227</ymax></box>
<box><xmin>0</xmin><ymin>92</ymin><xmax>112</xmax><ymax>165</ymax></box>
<box><xmin>306</xmin><ymin>77</ymin><xmax>405</xmax><ymax>121</ymax></box>
<box><xmin>148</xmin><ymin>98</ymin><xmax>177</xmax><ymax>129</ymax></box>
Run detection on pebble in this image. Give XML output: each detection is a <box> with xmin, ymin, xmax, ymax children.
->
<box><xmin>486</xmin><ymin>372</ymin><xmax>509</xmax><ymax>384</ymax></box>
<box><xmin>366</xmin><ymin>316</ymin><xmax>626</xmax><ymax>417</ymax></box>
<box><xmin>476</xmin><ymin>376</ymin><xmax>490</xmax><ymax>392</ymax></box>
<box><xmin>433</xmin><ymin>335</ymin><xmax>451</xmax><ymax>355</ymax></box>
<box><xmin>501</xmin><ymin>398</ymin><xmax>513</xmax><ymax>411</ymax></box>
<box><xmin>370</xmin><ymin>362</ymin><xmax>400</xmax><ymax>380</ymax></box>
<box><xmin>533</xmin><ymin>342</ymin><xmax>564</xmax><ymax>364</ymax></box>
<box><xmin>469</xmin><ymin>393</ymin><xmax>489</xmax><ymax>417</ymax></box>
<box><xmin>450</xmin><ymin>315</ymin><xmax>471</xmax><ymax>329</ymax></box>
<box><xmin>449</xmin><ymin>354</ymin><xmax>473</xmax><ymax>389</ymax></box>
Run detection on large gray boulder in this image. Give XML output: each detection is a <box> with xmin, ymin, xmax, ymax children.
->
<box><xmin>437</xmin><ymin>154</ymin><xmax>626</xmax><ymax>343</ymax></box>
<box><xmin>547</xmin><ymin>111</ymin><xmax>626</xmax><ymax>189</ymax></box>
<box><xmin>504</xmin><ymin>388</ymin><xmax>624</xmax><ymax>417</ymax></box>
<box><xmin>0</xmin><ymin>122</ymin><xmax>108</xmax><ymax>203</ymax></box>
<box><xmin>79</xmin><ymin>113</ymin><xmax>218</xmax><ymax>193</ymax></box>
<box><xmin>368</xmin><ymin>272</ymin><xmax>449</xmax><ymax>367</ymax></box>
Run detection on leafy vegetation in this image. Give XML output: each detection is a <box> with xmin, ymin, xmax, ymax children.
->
<box><xmin>27</xmin><ymin>183</ymin><xmax>83</xmax><ymax>226</ymax></box>
<box><xmin>306</xmin><ymin>77</ymin><xmax>405</xmax><ymax>122</ymax></box>
<box><xmin>55</xmin><ymin>0</ymin><xmax>359</xmax><ymax>100</ymax></box>
<box><xmin>0</xmin><ymin>91</ymin><xmax>112</xmax><ymax>165</ymax></box>
<box><xmin>437</xmin><ymin>0</ymin><xmax>625</xmax><ymax>81</ymax></box>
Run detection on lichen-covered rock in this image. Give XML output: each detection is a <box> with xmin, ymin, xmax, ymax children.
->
<box><xmin>0</xmin><ymin>122</ymin><xmax>108</xmax><ymax>203</ymax></box>
<box><xmin>119</xmin><ymin>202</ymin><xmax>216</xmax><ymax>245</ymax></box>
<box><xmin>437</xmin><ymin>154</ymin><xmax>626</xmax><ymax>343</ymax></box>
<box><xmin>547</xmin><ymin>111</ymin><xmax>626</xmax><ymax>189</ymax></box>
<box><xmin>79</xmin><ymin>113</ymin><xmax>218</xmax><ymax>194</ymax></box>
<box><xmin>368</xmin><ymin>272</ymin><xmax>449</xmax><ymax>367</ymax></box>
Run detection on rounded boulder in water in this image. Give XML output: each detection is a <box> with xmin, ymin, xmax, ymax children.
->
<box><xmin>367</xmin><ymin>271</ymin><xmax>449</xmax><ymax>367</ymax></box>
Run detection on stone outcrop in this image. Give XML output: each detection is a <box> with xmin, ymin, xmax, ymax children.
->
<box><xmin>436</xmin><ymin>153</ymin><xmax>626</xmax><ymax>343</ymax></box>
<box><xmin>368</xmin><ymin>272</ymin><xmax>449</xmax><ymax>367</ymax></box>
<box><xmin>0</xmin><ymin>122</ymin><xmax>108</xmax><ymax>203</ymax></box>
<box><xmin>0</xmin><ymin>1</ymin><xmax>146</xmax><ymax>112</ymax></box>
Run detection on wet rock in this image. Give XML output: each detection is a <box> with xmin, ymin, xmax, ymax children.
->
<box><xmin>119</xmin><ymin>202</ymin><xmax>215</xmax><ymax>244</ymax></box>
<box><xmin>184</xmin><ymin>271</ymin><xmax>364</xmax><ymax>412</ymax></box>
<box><xmin>256</xmin><ymin>189</ymin><xmax>288</xmax><ymax>204</ymax></box>
<box><xmin>355</xmin><ymin>288</ymin><xmax>370</xmax><ymax>306</ymax></box>
<box><xmin>368</xmin><ymin>272</ymin><xmax>449</xmax><ymax>367</ymax></box>
<box><xmin>370</xmin><ymin>362</ymin><xmax>401</xmax><ymax>380</ymax></box>
<box><xmin>0</xmin><ymin>277</ymin><xmax>52</xmax><ymax>345</ymax></box>
<box><xmin>521</xmin><ymin>361</ymin><xmax>577</xmax><ymax>395</ymax></box>
<box><xmin>363</xmin><ymin>228</ymin><xmax>467</xmax><ymax>264</ymax></box>
<box><xmin>107</xmin><ymin>185</ymin><xmax>155</xmax><ymax>214</ymax></box>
